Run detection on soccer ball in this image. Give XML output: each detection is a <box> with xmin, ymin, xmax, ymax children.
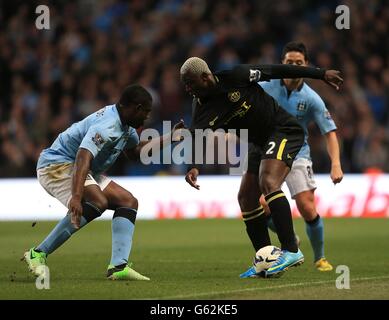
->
<box><xmin>254</xmin><ymin>245</ymin><xmax>282</xmax><ymax>274</ymax></box>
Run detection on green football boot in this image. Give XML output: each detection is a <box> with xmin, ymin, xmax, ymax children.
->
<box><xmin>107</xmin><ymin>263</ymin><xmax>150</xmax><ymax>281</ymax></box>
<box><xmin>22</xmin><ymin>248</ymin><xmax>47</xmax><ymax>277</ymax></box>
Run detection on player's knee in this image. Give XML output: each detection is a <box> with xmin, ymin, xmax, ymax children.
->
<box><xmin>128</xmin><ymin>196</ymin><xmax>138</xmax><ymax>210</ymax></box>
<box><xmin>297</xmin><ymin>202</ymin><xmax>316</xmax><ymax>220</ymax></box>
<box><xmin>259</xmin><ymin>176</ymin><xmax>280</xmax><ymax>195</ymax></box>
<box><xmin>92</xmin><ymin>195</ymin><xmax>109</xmax><ymax>212</ymax></box>
<box><xmin>120</xmin><ymin>194</ymin><xmax>138</xmax><ymax>210</ymax></box>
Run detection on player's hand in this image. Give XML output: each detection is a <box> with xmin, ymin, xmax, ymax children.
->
<box><xmin>69</xmin><ymin>195</ymin><xmax>83</xmax><ymax>229</ymax></box>
<box><xmin>185</xmin><ymin>168</ymin><xmax>200</xmax><ymax>190</ymax></box>
<box><xmin>259</xmin><ymin>194</ymin><xmax>271</xmax><ymax>215</ymax></box>
<box><xmin>173</xmin><ymin>119</ymin><xmax>186</xmax><ymax>131</ymax></box>
<box><xmin>331</xmin><ymin>164</ymin><xmax>343</xmax><ymax>184</ymax></box>
<box><xmin>172</xmin><ymin>119</ymin><xmax>186</xmax><ymax>142</ymax></box>
<box><xmin>324</xmin><ymin>70</ymin><xmax>343</xmax><ymax>90</ymax></box>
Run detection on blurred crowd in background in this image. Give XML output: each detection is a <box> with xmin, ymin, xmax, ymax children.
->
<box><xmin>0</xmin><ymin>0</ymin><xmax>388</xmax><ymax>177</ymax></box>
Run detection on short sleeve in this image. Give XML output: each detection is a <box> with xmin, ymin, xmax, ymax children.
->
<box><xmin>79</xmin><ymin>126</ymin><xmax>111</xmax><ymax>157</ymax></box>
<box><xmin>310</xmin><ymin>93</ymin><xmax>337</xmax><ymax>135</ymax></box>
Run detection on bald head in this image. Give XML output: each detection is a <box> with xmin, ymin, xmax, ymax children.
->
<box><xmin>180</xmin><ymin>57</ymin><xmax>212</xmax><ymax>76</ymax></box>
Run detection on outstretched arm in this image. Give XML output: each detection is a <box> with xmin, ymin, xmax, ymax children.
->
<box><xmin>124</xmin><ymin>119</ymin><xmax>186</xmax><ymax>160</ymax></box>
<box><xmin>235</xmin><ymin>64</ymin><xmax>343</xmax><ymax>90</ymax></box>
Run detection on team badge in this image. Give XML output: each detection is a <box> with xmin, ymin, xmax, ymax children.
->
<box><xmin>228</xmin><ymin>91</ymin><xmax>241</xmax><ymax>102</ymax></box>
<box><xmin>92</xmin><ymin>133</ymin><xmax>105</xmax><ymax>147</ymax></box>
<box><xmin>297</xmin><ymin>102</ymin><xmax>307</xmax><ymax>111</ymax></box>
<box><xmin>324</xmin><ymin>111</ymin><xmax>332</xmax><ymax>120</ymax></box>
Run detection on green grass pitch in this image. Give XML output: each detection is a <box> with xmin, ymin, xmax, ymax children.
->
<box><xmin>1</xmin><ymin>218</ymin><xmax>388</xmax><ymax>300</ymax></box>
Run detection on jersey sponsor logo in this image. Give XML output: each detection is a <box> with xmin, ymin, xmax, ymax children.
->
<box><xmin>96</xmin><ymin>107</ymin><xmax>106</xmax><ymax>117</ymax></box>
<box><xmin>228</xmin><ymin>91</ymin><xmax>241</xmax><ymax>103</ymax></box>
<box><xmin>209</xmin><ymin>116</ymin><xmax>219</xmax><ymax>126</ymax></box>
<box><xmin>241</xmin><ymin>101</ymin><xmax>251</xmax><ymax>110</ymax></box>
<box><xmin>92</xmin><ymin>133</ymin><xmax>105</xmax><ymax>147</ymax></box>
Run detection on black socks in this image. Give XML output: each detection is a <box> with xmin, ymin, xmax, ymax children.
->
<box><xmin>242</xmin><ymin>206</ymin><xmax>271</xmax><ymax>251</ymax></box>
<box><xmin>265</xmin><ymin>190</ymin><xmax>298</xmax><ymax>253</ymax></box>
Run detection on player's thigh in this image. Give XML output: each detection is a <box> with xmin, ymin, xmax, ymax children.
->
<box><xmin>242</xmin><ymin>143</ymin><xmax>261</xmax><ymax>177</ymax></box>
<box><xmin>82</xmin><ymin>184</ymin><xmax>109</xmax><ymax>211</ymax></box>
<box><xmin>75</xmin><ymin>173</ymin><xmax>110</xmax><ymax>210</ymax></box>
<box><xmin>103</xmin><ymin>180</ymin><xmax>138</xmax><ymax>210</ymax></box>
<box><xmin>238</xmin><ymin>144</ymin><xmax>262</xmax><ymax>209</ymax></box>
<box><xmin>258</xmin><ymin>159</ymin><xmax>290</xmax><ymax>194</ymax></box>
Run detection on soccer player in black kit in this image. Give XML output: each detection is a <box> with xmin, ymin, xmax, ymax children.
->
<box><xmin>180</xmin><ymin>57</ymin><xmax>342</xmax><ymax>278</ymax></box>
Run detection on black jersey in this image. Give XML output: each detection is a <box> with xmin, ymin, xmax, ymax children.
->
<box><xmin>190</xmin><ymin>64</ymin><xmax>325</xmax><ymax>146</ymax></box>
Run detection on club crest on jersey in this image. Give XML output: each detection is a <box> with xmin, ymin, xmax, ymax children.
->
<box><xmin>297</xmin><ymin>102</ymin><xmax>307</xmax><ymax>112</ymax></box>
<box><xmin>92</xmin><ymin>133</ymin><xmax>105</xmax><ymax>147</ymax></box>
<box><xmin>324</xmin><ymin>111</ymin><xmax>332</xmax><ymax>120</ymax></box>
<box><xmin>228</xmin><ymin>91</ymin><xmax>241</xmax><ymax>103</ymax></box>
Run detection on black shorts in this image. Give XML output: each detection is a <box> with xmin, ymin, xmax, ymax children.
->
<box><xmin>246</xmin><ymin>128</ymin><xmax>304</xmax><ymax>174</ymax></box>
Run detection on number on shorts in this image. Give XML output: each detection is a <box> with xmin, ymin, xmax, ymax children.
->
<box><xmin>306</xmin><ymin>166</ymin><xmax>312</xmax><ymax>179</ymax></box>
<box><xmin>266</xmin><ymin>141</ymin><xmax>276</xmax><ymax>155</ymax></box>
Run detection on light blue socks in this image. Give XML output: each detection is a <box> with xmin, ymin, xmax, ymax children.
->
<box><xmin>36</xmin><ymin>202</ymin><xmax>102</xmax><ymax>254</ymax></box>
<box><xmin>110</xmin><ymin>208</ymin><xmax>137</xmax><ymax>267</ymax></box>
<box><xmin>305</xmin><ymin>215</ymin><xmax>324</xmax><ymax>262</ymax></box>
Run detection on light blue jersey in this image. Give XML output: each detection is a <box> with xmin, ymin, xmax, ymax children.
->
<box><xmin>37</xmin><ymin>104</ymin><xmax>139</xmax><ymax>174</ymax></box>
<box><xmin>259</xmin><ymin>80</ymin><xmax>336</xmax><ymax>159</ymax></box>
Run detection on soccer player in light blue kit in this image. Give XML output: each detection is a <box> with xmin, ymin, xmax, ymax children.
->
<box><xmin>23</xmin><ymin>84</ymin><xmax>184</xmax><ymax>280</ymax></box>
<box><xmin>240</xmin><ymin>42</ymin><xmax>343</xmax><ymax>273</ymax></box>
